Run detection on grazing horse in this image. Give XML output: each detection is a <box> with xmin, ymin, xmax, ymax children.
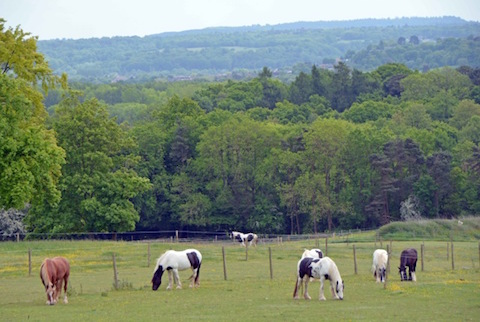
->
<box><xmin>293</xmin><ymin>256</ymin><xmax>344</xmax><ymax>301</ymax></box>
<box><xmin>40</xmin><ymin>257</ymin><xmax>70</xmax><ymax>305</ymax></box>
<box><xmin>231</xmin><ymin>231</ymin><xmax>258</xmax><ymax>247</ymax></box>
<box><xmin>152</xmin><ymin>249</ymin><xmax>202</xmax><ymax>291</ymax></box>
<box><xmin>372</xmin><ymin>249</ymin><xmax>388</xmax><ymax>283</ymax></box>
<box><xmin>301</xmin><ymin>248</ymin><xmax>324</xmax><ymax>259</ymax></box>
<box><xmin>399</xmin><ymin>248</ymin><xmax>417</xmax><ymax>282</ymax></box>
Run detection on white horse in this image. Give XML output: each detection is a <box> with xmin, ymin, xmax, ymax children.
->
<box><xmin>151</xmin><ymin>249</ymin><xmax>202</xmax><ymax>291</ymax></box>
<box><xmin>301</xmin><ymin>248</ymin><xmax>323</xmax><ymax>259</ymax></box>
<box><xmin>372</xmin><ymin>249</ymin><xmax>388</xmax><ymax>283</ymax></box>
<box><xmin>231</xmin><ymin>231</ymin><xmax>258</xmax><ymax>247</ymax></box>
<box><xmin>293</xmin><ymin>256</ymin><xmax>344</xmax><ymax>300</ymax></box>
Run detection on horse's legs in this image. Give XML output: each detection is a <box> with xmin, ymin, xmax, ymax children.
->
<box><xmin>303</xmin><ymin>277</ymin><xmax>311</xmax><ymax>300</ymax></box>
<box><xmin>411</xmin><ymin>263</ymin><xmax>417</xmax><ymax>282</ymax></box>
<box><xmin>63</xmin><ymin>276</ymin><xmax>69</xmax><ymax>303</ymax></box>
<box><xmin>166</xmin><ymin>270</ymin><xmax>173</xmax><ymax>290</ymax></box>
<box><xmin>319</xmin><ymin>277</ymin><xmax>326</xmax><ymax>301</ymax></box>
<box><xmin>375</xmin><ymin>267</ymin><xmax>380</xmax><ymax>283</ymax></box>
<box><xmin>174</xmin><ymin>269</ymin><xmax>182</xmax><ymax>289</ymax></box>
<box><xmin>54</xmin><ymin>280</ymin><xmax>62</xmax><ymax>304</ymax></box>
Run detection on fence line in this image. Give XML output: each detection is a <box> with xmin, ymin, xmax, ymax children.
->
<box><xmin>1</xmin><ymin>229</ymin><xmax>366</xmax><ymax>242</ymax></box>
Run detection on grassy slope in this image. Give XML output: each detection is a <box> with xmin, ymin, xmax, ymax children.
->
<box><xmin>378</xmin><ymin>217</ymin><xmax>480</xmax><ymax>241</ymax></box>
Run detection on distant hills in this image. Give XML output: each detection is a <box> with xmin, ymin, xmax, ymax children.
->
<box><xmin>38</xmin><ymin>16</ymin><xmax>480</xmax><ymax>83</ymax></box>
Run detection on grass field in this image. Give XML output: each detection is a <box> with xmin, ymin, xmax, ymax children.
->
<box><xmin>1</xmin><ymin>236</ymin><xmax>479</xmax><ymax>321</ymax></box>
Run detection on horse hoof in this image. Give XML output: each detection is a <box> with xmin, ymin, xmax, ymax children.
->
<box><xmin>319</xmin><ymin>297</ymin><xmax>326</xmax><ymax>301</ymax></box>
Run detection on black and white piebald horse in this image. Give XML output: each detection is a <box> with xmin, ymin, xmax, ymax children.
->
<box><xmin>231</xmin><ymin>231</ymin><xmax>258</xmax><ymax>247</ymax></box>
<box><xmin>372</xmin><ymin>249</ymin><xmax>388</xmax><ymax>283</ymax></box>
<box><xmin>293</xmin><ymin>256</ymin><xmax>344</xmax><ymax>301</ymax></box>
<box><xmin>151</xmin><ymin>249</ymin><xmax>202</xmax><ymax>291</ymax></box>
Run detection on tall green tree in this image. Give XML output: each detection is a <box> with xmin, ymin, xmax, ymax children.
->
<box><xmin>302</xmin><ymin>118</ymin><xmax>351</xmax><ymax>231</ymax></box>
<box><xmin>1</xmin><ymin>19</ymin><xmax>66</xmax><ymax>213</ymax></box>
<box><xmin>26</xmin><ymin>95</ymin><xmax>151</xmax><ymax>233</ymax></box>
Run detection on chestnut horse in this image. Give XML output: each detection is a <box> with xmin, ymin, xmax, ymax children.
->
<box><xmin>40</xmin><ymin>257</ymin><xmax>70</xmax><ymax>305</ymax></box>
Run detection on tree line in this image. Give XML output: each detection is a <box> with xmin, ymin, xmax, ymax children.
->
<box><xmin>36</xmin><ymin>17</ymin><xmax>480</xmax><ymax>82</ymax></box>
<box><xmin>1</xmin><ymin>19</ymin><xmax>480</xmax><ymax>237</ymax></box>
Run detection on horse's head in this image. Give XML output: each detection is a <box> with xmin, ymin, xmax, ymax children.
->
<box><xmin>379</xmin><ymin>267</ymin><xmax>386</xmax><ymax>283</ymax></box>
<box><xmin>45</xmin><ymin>282</ymin><xmax>55</xmax><ymax>304</ymax></box>
<box><xmin>152</xmin><ymin>265</ymin><xmax>164</xmax><ymax>291</ymax></box>
<box><xmin>336</xmin><ymin>280</ymin><xmax>344</xmax><ymax>300</ymax></box>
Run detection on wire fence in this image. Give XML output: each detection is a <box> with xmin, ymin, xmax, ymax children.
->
<box><xmin>0</xmin><ymin>229</ymin><xmax>350</xmax><ymax>243</ymax></box>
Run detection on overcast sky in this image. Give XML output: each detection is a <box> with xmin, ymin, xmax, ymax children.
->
<box><xmin>1</xmin><ymin>0</ymin><xmax>479</xmax><ymax>40</ymax></box>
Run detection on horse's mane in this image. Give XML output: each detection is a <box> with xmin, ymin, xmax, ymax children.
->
<box><xmin>40</xmin><ymin>259</ymin><xmax>51</xmax><ymax>286</ymax></box>
<box><xmin>326</xmin><ymin>258</ymin><xmax>342</xmax><ymax>283</ymax></box>
<box><xmin>154</xmin><ymin>250</ymin><xmax>172</xmax><ymax>271</ymax></box>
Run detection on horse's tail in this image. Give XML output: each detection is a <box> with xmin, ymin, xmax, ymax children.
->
<box><xmin>195</xmin><ymin>263</ymin><xmax>201</xmax><ymax>284</ymax></box>
<box><xmin>293</xmin><ymin>279</ymin><xmax>298</xmax><ymax>298</ymax></box>
<box><xmin>293</xmin><ymin>274</ymin><xmax>300</xmax><ymax>298</ymax></box>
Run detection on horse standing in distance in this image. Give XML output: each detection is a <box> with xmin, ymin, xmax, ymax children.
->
<box><xmin>151</xmin><ymin>249</ymin><xmax>202</xmax><ymax>291</ymax></box>
<box><xmin>293</xmin><ymin>256</ymin><xmax>344</xmax><ymax>301</ymax></box>
<box><xmin>40</xmin><ymin>257</ymin><xmax>70</xmax><ymax>305</ymax></box>
<box><xmin>372</xmin><ymin>249</ymin><xmax>388</xmax><ymax>283</ymax></box>
<box><xmin>301</xmin><ymin>248</ymin><xmax>324</xmax><ymax>259</ymax></box>
<box><xmin>399</xmin><ymin>248</ymin><xmax>417</xmax><ymax>281</ymax></box>
<box><xmin>231</xmin><ymin>231</ymin><xmax>258</xmax><ymax>247</ymax></box>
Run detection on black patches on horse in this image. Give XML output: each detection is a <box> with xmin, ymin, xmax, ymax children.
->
<box><xmin>316</xmin><ymin>250</ymin><xmax>324</xmax><ymax>258</ymax></box>
<box><xmin>298</xmin><ymin>257</ymin><xmax>314</xmax><ymax>278</ymax></box>
<box><xmin>187</xmin><ymin>252</ymin><xmax>201</xmax><ymax>269</ymax></box>
<box><xmin>324</xmin><ymin>274</ymin><xmax>329</xmax><ymax>280</ymax></box>
<box><xmin>246</xmin><ymin>234</ymin><xmax>254</xmax><ymax>242</ymax></box>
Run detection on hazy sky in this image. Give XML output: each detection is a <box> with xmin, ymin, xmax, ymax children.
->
<box><xmin>1</xmin><ymin>0</ymin><xmax>479</xmax><ymax>40</ymax></box>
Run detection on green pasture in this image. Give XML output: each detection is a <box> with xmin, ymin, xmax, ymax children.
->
<box><xmin>0</xmin><ymin>237</ymin><xmax>479</xmax><ymax>321</ymax></box>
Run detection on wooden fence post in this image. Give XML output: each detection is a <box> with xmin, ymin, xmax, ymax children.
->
<box><xmin>269</xmin><ymin>247</ymin><xmax>273</xmax><ymax>279</ymax></box>
<box><xmin>325</xmin><ymin>237</ymin><xmax>328</xmax><ymax>256</ymax></box>
<box><xmin>222</xmin><ymin>246</ymin><xmax>227</xmax><ymax>280</ymax></box>
<box><xmin>147</xmin><ymin>243</ymin><xmax>151</xmax><ymax>267</ymax></box>
<box><xmin>451</xmin><ymin>242</ymin><xmax>455</xmax><ymax>270</ymax></box>
<box><xmin>353</xmin><ymin>244</ymin><xmax>357</xmax><ymax>275</ymax></box>
<box><xmin>28</xmin><ymin>248</ymin><xmax>32</xmax><ymax>276</ymax></box>
<box><xmin>175</xmin><ymin>230</ymin><xmax>179</xmax><ymax>242</ymax></box>
<box><xmin>112</xmin><ymin>253</ymin><xmax>119</xmax><ymax>290</ymax></box>
<box><xmin>421</xmin><ymin>243</ymin><xmax>424</xmax><ymax>272</ymax></box>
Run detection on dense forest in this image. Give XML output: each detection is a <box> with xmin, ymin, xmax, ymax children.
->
<box><xmin>1</xmin><ymin>17</ymin><xmax>480</xmax><ymax>237</ymax></box>
<box><xmin>37</xmin><ymin>17</ymin><xmax>480</xmax><ymax>83</ymax></box>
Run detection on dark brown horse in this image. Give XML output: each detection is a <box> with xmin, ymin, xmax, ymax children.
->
<box><xmin>399</xmin><ymin>248</ymin><xmax>417</xmax><ymax>281</ymax></box>
<box><xmin>40</xmin><ymin>257</ymin><xmax>70</xmax><ymax>305</ymax></box>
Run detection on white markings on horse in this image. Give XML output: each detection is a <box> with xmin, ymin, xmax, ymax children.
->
<box><xmin>301</xmin><ymin>248</ymin><xmax>324</xmax><ymax>259</ymax></box>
